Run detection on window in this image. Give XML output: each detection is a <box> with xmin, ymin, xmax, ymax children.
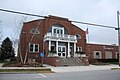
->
<box><xmin>53</xmin><ymin>28</ymin><xmax>63</xmax><ymax>34</ymax></box>
<box><xmin>35</xmin><ymin>44</ymin><xmax>39</xmax><ymax>52</ymax></box>
<box><xmin>61</xmin><ymin>30</ymin><xmax>63</xmax><ymax>34</ymax></box>
<box><xmin>76</xmin><ymin>34</ymin><xmax>81</xmax><ymax>40</ymax></box>
<box><xmin>29</xmin><ymin>43</ymin><xmax>39</xmax><ymax>53</ymax></box>
<box><xmin>96</xmin><ymin>52</ymin><xmax>100</xmax><ymax>59</ymax></box>
<box><xmin>105</xmin><ymin>51</ymin><xmax>112</xmax><ymax>59</ymax></box>
<box><xmin>57</xmin><ymin>29</ymin><xmax>59</xmax><ymax>34</ymax></box>
<box><xmin>93</xmin><ymin>51</ymin><xmax>102</xmax><ymax>59</ymax></box>
<box><xmin>76</xmin><ymin>47</ymin><xmax>82</xmax><ymax>53</ymax></box>
<box><xmin>54</xmin><ymin>29</ymin><xmax>56</xmax><ymax>33</ymax></box>
<box><xmin>52</xmin><ymin>24</ymin><xmax>65</xmax><ymax>35</ymax></box>
<box><xmin>49</xmin><ymin>24</ymin><xmax>68</xmax><ymax>35</ymax></box>
<box><xmin>30</xmin><ymin>28</ymin><xmax>40</xmax><ymax>34</ymax></box>
<box><xmin>115</xmin><ymin>52</ymin><xmax>119</xmax><ymax>59</ymax></box>
<box><xmin>30</xmin><ymin>44</ymin><xmax>34</xmax><ymax>52</ymax></box>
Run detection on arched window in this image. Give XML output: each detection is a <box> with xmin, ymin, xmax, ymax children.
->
<box><xmin>96</xmin><ymin>52</ymin><xmax>100</xmax><ymax>59</ymax></box>
<box><xmin>96</xmin><ymin>52</ymin><xmax>99</xmax><ymax>55</ymax></box>
<box><xmin>94</xmin><ymin>51</ymin><xmax>102</xmax><ymax>59</ymax></box>
<box><xmin>48</xmin><ymin>24</ymin><xmax>68</xmax><ymax>35</ymax></box>
<box><xmin>30</xmin><ymin>28</ymin><xmax>40</xmax><ymax>34</ymax></box>
<box><xmin>76</xmin><ymin>34</ymin><xmax>81</xmax><ymax>40</ymax></box>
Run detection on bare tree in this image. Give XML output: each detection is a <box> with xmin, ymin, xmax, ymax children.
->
<box><xmin>14</xmin><ymin>14</ymin><xmax>34</xmax><ymax>63</ymax></box>
<box><xmin>13</xmin><ymin>15</ymin><xmax>30</xmax><ymax>63</ymax></box>
<box><xmin>13</xmin><ymin>10</ymin><xmax>47</xmax><ymax>64</ymax></box>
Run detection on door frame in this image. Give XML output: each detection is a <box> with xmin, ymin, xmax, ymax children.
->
<box><xmin>58</xmin><ymin>45</ymin><xmax>66</xmax><ymax>57</ymax></box>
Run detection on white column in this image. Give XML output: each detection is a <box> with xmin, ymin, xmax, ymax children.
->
<box><xmin>68</xmin><ymin>42</ymin><xmax>70</xmax><ymax>57</ymax></box>
<box><xmin>74</xmin><ymin>43</ymin><xmax>76</xmax><ymax>57</ymax></box>
<box><xmin>56</xmin><ymin>41</ymin><xmax>58</xmax><ymax>56</ymax></box>
<box><xmin>49</xmin><ymin>40</ymin><xmax>51</xmax><ymax>51</ymax></box>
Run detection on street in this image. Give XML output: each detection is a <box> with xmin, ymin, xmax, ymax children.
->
<box><xmin>0</xmin><ymin>70</ymin><xmax>120</xmax><ymax>80</ymax></box>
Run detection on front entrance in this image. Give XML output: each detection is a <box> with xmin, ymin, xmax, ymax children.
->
<box><xmin>58</xmin><ymin>46</ymin><xmax>66</xmax><ymax>57</ymax></box>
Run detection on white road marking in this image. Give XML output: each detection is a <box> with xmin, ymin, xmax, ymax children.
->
<box><xmin>38</xmin><ymin>73</ymin><xmax>47</xmax><ymax>78</ymax></box>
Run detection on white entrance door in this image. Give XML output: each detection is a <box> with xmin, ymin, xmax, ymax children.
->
<box><xmin>58</xmin><ymin>46</ymin><xmax>66</xmax><ymax>57</ymax></box>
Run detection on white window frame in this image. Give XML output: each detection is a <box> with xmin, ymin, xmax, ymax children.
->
<box><xmin>93</xmin><ymin>51</ymin><xmax>102</xmax><ymax>59</ymax></box>
<box><xmin>115</xmin><ymin>52</ymin><xmax>119</xmax><ymax>59</ymax></box>
<box><xmin>76</xmin><ymin>34</ymin><xmax>81</xmax><ymax>40</ymax></box>
<box><xmin>52</xmin><ymin>26</ymin><xmax>64</xmax><ymax>35</ymax></box>
<box><xmin>29</xmin><ymin>43</ymin><xmax>39</xmax><ymax>53</ymax></box>
<box><xmin>105</xmin><ymin>51</ymin><xmax>112</xmax><ymax>59</ymax></box>
<box><xmin>76</xmin><ymin>47</ymin><xmax>82</xmax><ymax>52</ymax></box>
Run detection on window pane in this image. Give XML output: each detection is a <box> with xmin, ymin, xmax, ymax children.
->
<box><xmin>57</xmin><ymin>29</ymin><xmax>59</xmax><ymax>34</ymax></box>
<box><xmin>76</xmin><ymin>34</ymin><xmax>81</xmax><ymax>40</ymax></box>
<box><xmin>61</xmin><ymin>29</ymin><xmax>63</xmax><ymax>34</ymax></box>
<box><xmin>105</xmin><ymin>51</ymin><xmax>112</xmax><ymax>59</ymax></box>
<box><xmin>30</xmin><ymin>44</ymin><xmax>33</xmax><ymax>52</ymax></box>
<box><xmin>51</xmin><ymin>46</ymin><xmax>55</xmax><ymax>51</ymax></box>
<box><xmin>96</xmin><ymin>52</ymin><xmax>100</xmax><ymax>59</ymax></box>
<box><xmin>54</xmin><ymin>29</ymin><xmax>56</xmax><ymax>33</ymax></box>
<box><xmin>62</xmin><ymin>53</ymin><xmax>65</xmax><ymax>56</ymax></box>
<box><xmin>58</xmin><ymin>47</ymin><xmax>61</xmax><ymax>52</ymax></box>
<box><xmin>62</xmin><ymin>47</ymin><xmax>65</xmax><ymax>52</ymax></box>
<box><xmin>35</xmin><ymin>44</ymin><xmax>39</xmax><ymax>52</ymax></box>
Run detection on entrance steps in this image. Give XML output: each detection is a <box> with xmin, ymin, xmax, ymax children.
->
<box><xmin>59</xmin><ymin>57</ymin><xmax>84</xmax><ymax>66</ymax></box>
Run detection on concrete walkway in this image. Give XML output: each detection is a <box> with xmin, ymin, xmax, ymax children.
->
<box><xmin>44</xmin><ymin>64</ymin><xmax>120</xmax><ymax>72</ymax></box>
<box><xmin>0</xmin><ymin>63</ymin><xmax>119</xmax><ymax>73</ymax></box>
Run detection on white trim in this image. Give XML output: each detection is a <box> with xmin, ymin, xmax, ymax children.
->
<box><xmin>52</xmin><ymin>26</ymin><xmax>64</xmax><ymax>35</ymax></box>
<box><xmin>56</xmin><ymin>41</ymin><xmax>58</xmax><ymax>56</ymax></box>
<box><xmin>76</xmin><ymin>47</ymin><xmax>82</xmax><ymax>52</ymax></box>
<box><xmin>74</xmin><ymin>43</ymin><xmax>76</xmax><ymax>56</ymax></box>
<box><xmin>115</xmin><ymin>52</ymin><xmax>119</xmax><ymax>59</ymax></box>
<box><xmin>58</xmin><ymin>45</ymin><xmax>66</xmax><ymax>57</ymax></box>
<box><xmin>68</xmin><ymin>42</ymin><xmax>70</xmax><ymax>57</ymax></box>
<box><xmin>49</xmin><ymin>41</ymin><xmax>51</xmax><ymax>51</ymax></box>
<box><xmin>29</xmin><ymin>43</ymin><xmax>39</xmax><ymax>53</ymax></box>
<box><xmin>105</xmin><ymin>51</ymin><xmax>112</xmax><ymax>59</ymax></box>
<box><xmin>44</xmin><ymin>33</ymin><xmax>77</xmax><ymax>43</ymax></box>
<box><xmin>93</xmin><ymin>51</ymin><xmax>102</xmax><ymax>59</ymax></box>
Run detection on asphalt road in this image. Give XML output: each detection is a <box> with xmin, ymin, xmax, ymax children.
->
<box><xmin>0</xmin><ymin>70</ymin><xmax>120</xmax><ymax>80</ymax></box>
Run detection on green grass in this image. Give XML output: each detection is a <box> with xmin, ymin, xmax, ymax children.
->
<box><xmin>0</xmin><ymin>68</ymin><xmax>53</xmax><ymax>73</ymax></box>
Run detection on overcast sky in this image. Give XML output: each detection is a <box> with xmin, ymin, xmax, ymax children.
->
<box><xmin>0</xmin><ymin>0</ymin><xmax>120</xmax><ymax>45</ymax></box>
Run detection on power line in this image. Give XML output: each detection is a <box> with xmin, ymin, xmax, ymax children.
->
<box><xmin>72</xmin><ymin>20</ymin><xmax>116</xmax><ymax>29</ymax></box>
<box><xmin>0</xmin><ymin>8</ymin><xmax>117</xmax><ymax>29</ymax></box>
<box><xmin>0</xmin><ymin>8</ymin><xmax>45</xmax><ymax>18</ymax></box>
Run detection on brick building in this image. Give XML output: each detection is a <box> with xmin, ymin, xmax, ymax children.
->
<box><xmin>86</xmin><ymin>43</ymin><xmax>119</xmax><ymax>63</ymax></box>
<box><xmin>18</xmin><ymin>15</ymin><xmax>89</xmax><ymax>66</ymax></box>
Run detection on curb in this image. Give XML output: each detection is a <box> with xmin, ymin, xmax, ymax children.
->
<box><xmin>0</xmin><ymin>68</ymin><xmax>54</xmax><ymax>73</ymax></box>
<box><xmin>111</xmin><ymin>68</ymin><xmax>120</xmax><ymax>70</ymax></box>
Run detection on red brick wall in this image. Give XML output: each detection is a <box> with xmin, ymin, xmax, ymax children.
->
<box><xmin>44</xmin><ymin>57</ymin><xmax>60</xmax><ymax>66</ymax></box>
<box><xmin>86</xmin><ymin>44</ymin><xmax>118</xmax><ymax>62</ymax></box>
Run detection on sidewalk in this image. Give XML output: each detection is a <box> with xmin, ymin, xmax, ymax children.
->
<box><xmin>44</xmin><ymin>64</ymin><xmax>120</xmax><ymax>72</ymax></box>
<box><xmin>0</xmin><ymin>63</ymin><xmax>119</xmax><ymax>73</ymax></box>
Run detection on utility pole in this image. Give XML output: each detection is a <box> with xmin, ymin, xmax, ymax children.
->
<box><xmin>117</xmin><ymin>11</ymin><xmax>120</xmax><ymax>66</ymax></box>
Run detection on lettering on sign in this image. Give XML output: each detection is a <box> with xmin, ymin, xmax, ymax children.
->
<box><xmin>103</xmin><ymin>46</ymin><xmax>114</xmax><ymax>50</ymax></box>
